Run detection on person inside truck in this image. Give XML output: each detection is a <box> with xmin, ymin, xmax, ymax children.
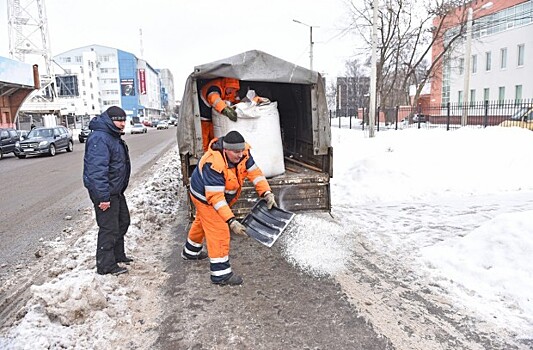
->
<box><xmin>199</xmin><ymin>77</ymin><xmax>241</xmax><ymax>151</ymax></box>
<box><xmin>181</xmin><ymin>130</ymin><xmax>277</xmax><ymax>285</ymax></box>
<box><xmin>198</xmin><ymin>77</ymin><xmax>265</xmax><ymax>152</ymax></box>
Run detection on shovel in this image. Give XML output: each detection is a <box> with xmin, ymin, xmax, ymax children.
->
<box><xmin>241</xmin><ymin>199</ymin><xmax>295</xmax><ymax>247</ymax></box>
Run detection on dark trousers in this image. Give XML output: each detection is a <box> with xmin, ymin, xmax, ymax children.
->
<box><xmin>93</xmin><ymin>194</ymin><xmax>130</xmax><ymax>273</ymax></box>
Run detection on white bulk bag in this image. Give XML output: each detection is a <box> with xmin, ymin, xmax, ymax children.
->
<box><xmin>212</xmin><ymin>100</ymin><xmax>285</xmax><ymax>178</ymax></box>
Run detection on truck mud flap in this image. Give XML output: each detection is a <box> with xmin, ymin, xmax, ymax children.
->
<box><xmin>241</xmin><ymin>200</ymin><xmax>295</xmax><ymax>247</ymax></box>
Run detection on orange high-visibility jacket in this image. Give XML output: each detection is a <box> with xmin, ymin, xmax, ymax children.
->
<box><xmin>189</xmin><ymin>137</ymin><xmax>271</xmax><ymax>222</ymax></box>
<box><xmin>200</xmin><ymin>78</ymin><xmax>241</xmax><ymax>117</ymax></box>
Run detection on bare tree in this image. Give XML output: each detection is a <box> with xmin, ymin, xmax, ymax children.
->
<box><xmin>344</xmin><ymin>0</ymin><xmax>470</xmax><ymax>108</ymax></box>
<box><xmin>326</xmin><ymin>81</ymin><xmax>338</xmax><ymax>114</ymax></box>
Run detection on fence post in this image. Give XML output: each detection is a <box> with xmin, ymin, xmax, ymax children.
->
<box><xmin>395</xmin><ymin>105</ymin><xmax>399</xmax><ymax>130</ymax></box>
<box><xmin>329</xmin><ymin>110</ymin><xmax>332</xmax><ymax>126</ymax></box>
<box><xmin>339</xmin><ymin>111</ymin><xmax>341</xmax><ymax>129</ymax></box>
<box><xmin>417</xmin><ymin>105</ymin><xmax>422</xmax><ymax>129</ymax></box>
<box><xmin>362</xmin><ymin>108</ymin><xmax>365</xmax><ymax>131</ymax></box>
<box><xmin>377</xmin><ymin>106</ymin><xmax>380</xmax><ymax>132</ymax></box>
<box><xmin>483</xmin><ymin>100</ymin><xmax>489</xmax><ymax>128</ymax></box>
<box><xmin>446</xmin><ymin>102</ymin><xmax>451</xmax><ymax>131</ymax></box>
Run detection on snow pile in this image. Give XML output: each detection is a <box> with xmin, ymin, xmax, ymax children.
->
<box><xmin>0</xmin><ymin>146</ymin><xmax>183</xmax><ymax>349</ymax></box>
<box><xmin>421</xmin><ymin>210</ymin><xmax>533</xmax><ymax>335</ymax></box>
<box><xmin>282</xmin><ymin>125</ymin><xmax>533</xmax><ymax>339</ymax></box>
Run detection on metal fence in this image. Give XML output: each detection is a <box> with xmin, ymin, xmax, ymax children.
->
<box><xmin>330</xmin><ymin>99</ymin><xmax>533</xmax><ymax>131</ymax></box>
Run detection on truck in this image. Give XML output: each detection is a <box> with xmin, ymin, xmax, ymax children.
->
<box><xmin>177</xmin><ymin>50</ymin><xmax>333</xmax><ymax>219</ymax></box>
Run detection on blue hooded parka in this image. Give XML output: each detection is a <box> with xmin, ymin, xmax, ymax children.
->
<box><xmin>83</xmin><ymin>111</ymin><xmax>131</xmax><ymax>204</ymax></box>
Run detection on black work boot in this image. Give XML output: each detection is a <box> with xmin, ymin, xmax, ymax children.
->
<box><xmin>97</xmin><ymin>265</ymin><xmax>128</xmax><ymax>276</ymax></box>
<box><xmin>213</xmin><ymin>273</ymin><xmax>243</xmax><ymax>286</ymax></box>
<box><xmin>181</xmin><ymin>250</ymin><xmax>208</xmax><ymax>261</ymax></box>
<box><xmin>116</xmin><ymin>256</ymin><xmax>134</xmax><ymax>265</ymax></box>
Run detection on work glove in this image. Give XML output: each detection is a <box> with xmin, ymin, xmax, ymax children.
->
<box><xmin>222</xmin><ymin>106</ymin><xmax>238</xmax><ymax>122</ymax></box>
<box><xmin>228</xmin><ymin>218</ymin><xmax>247</xmax><ymax>236</ymax></box>
<box><xmin>263</xmin><ymin>191</ymin><xmax>277</xmax><ymax>210</ymax></box>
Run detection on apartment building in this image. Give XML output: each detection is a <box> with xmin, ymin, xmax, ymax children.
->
<box><xmin>53</xmin><ymin>44</ymin><xmax>167</xmax><ymax>120</ymax></box>
<box><xmin>431</xmin><ymin>0</ymin><xmax>532</xmax><ymax>105</ymax></box>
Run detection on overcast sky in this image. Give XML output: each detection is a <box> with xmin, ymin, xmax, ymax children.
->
<box><xmin>0</xmin><ymin>0</ymin><xmax>362</xmax><ymax>100</ymax></box>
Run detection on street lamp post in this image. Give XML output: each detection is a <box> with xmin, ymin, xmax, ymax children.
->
<box><xmin>462</xmin><ymin>2</ymin><xmax>493</xmax><ymax>127</ymax></box>
<box><xmin>293</xmin><ymin>19</ymin><xmax>317</xmax><ymax>71</ymax></box>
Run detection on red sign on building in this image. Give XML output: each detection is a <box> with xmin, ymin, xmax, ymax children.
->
<box><xmin>138</xmin><ymin>69</ymin><xmax>146</xmax><ymax>95</ymax></box>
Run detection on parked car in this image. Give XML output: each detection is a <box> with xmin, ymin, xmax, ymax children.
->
<box><xmin>131</xmin><ymin>123</ymin><xmax>148</xmax><ymax>134</ymax></box>
<box><xmin>142</xmin><ymin>120</ymin><xmax>152</xmax><ymax>127</ymax></box>
<box><xmin>16</xmin><ymin>130</ymin><xmax>29</xmax><ymax>140</ymax></box>
<box><xmin>15</xmin><ymin>126</ymin><xmax>74</xmax><ymax>158</ymax></box>
<box><xmin>169</xmin><ymin>117</ymin><xmax>177</xmax><ymax>126</ymax></box>
<box><xmin>499</xmin><ymin>107</ymin><xmax>533</xmax><ymax>130</ymax></box>
<box><xmin>151</xmin><ymin>119</ymin><xmax>160</xmax><ymax>128</ymax></box>
<box><xmin>0</xmin><ymin>127</ymin><xmax>19</xmax><ymax>159</ymax></box>
<box><xmin>156</xmin><ymin>120</ymin><xmax>169</xmax><ymax>129</ymax></box>
<box><xmin>412</xmin><ymin>114</ymin><xmax>428</xmax><ymax>123</ymax></box>
<box><xmin>78</xmin><ymin>126</ymin><xmax>92</xmax><ymax>143</ymax></box>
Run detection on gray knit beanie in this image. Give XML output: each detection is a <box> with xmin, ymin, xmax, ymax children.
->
<box><xmin>223</xmin><ymin>130</ymin><xmax>245</xmax><ymax>150</ymax></box>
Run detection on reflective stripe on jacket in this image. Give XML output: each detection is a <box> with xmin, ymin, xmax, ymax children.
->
<box><xmin>189</xmin><ymin>137</ymin><xmax>271</xmax><ymax>222</ymax></box>
<box><xmin>200</xmin><ymin>78</ymin><xmax>241</xmax><ymax>117</ymax></box>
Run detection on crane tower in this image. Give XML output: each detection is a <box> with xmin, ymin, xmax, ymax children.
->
<box><xmin>7</xmin><ymin>0</ymin><xmax>57</xmax><ymax>103</ymax></box>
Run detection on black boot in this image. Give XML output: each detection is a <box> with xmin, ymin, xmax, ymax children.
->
<box><xmin>97</xmin><ymin>265</ymin><xmax>128</xmax><ymax>276</ymax></box>
<box><xmin>116</xmin><ymin>256</ymin><xmax>134</xmax><ymax>264</ymax></box>
<box><xmin>213</xmin><ymin>273</ymin><xmax>243</xmax><ymax>286</ymax></box>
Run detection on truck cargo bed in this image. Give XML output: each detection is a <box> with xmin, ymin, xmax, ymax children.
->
<box><xmin>232</xmin><ymin>158</ymin><xmax>331</xmax><ymax>218</ymax></box>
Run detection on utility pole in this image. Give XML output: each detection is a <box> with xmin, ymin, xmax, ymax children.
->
<box><xmin>293</xmin><ymin>19</ymin><xmax>318</xmax><ymax>71</ymax></box>
<box><xmin>139</xmin><ymin>28</ymin><xmax>144</xmax><ymax>58</ymax></box>
<box><xmin>368</xmin><ymin>0</ymin><xmax>378</xmax><ymax>137</ymax></box>
<box><xmin>462</xmin><ymin>2</ymin><xmax>493</xmax><ymax>127</ymax></box>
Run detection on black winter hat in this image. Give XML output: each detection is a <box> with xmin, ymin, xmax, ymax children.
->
<box><xmin>223</xmin><ymin>130</ymin><xmax>245</xmax><ymax>150</ymax></box>
<box><xmin>106</xmin><ymin>106</ymin><xmax>127</xmax><ymax>121</ymax></box>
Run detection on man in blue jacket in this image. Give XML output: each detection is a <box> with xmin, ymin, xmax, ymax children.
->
<box><xmin>83</xmin><ymin>106</ymin><xmax>132</xmax><ymax>276</ymax></box>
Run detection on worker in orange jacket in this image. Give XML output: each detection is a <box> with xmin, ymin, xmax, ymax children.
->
<box><xmin>199</xmin><ymin>78</ymin><xmax>241</xmax><ymax>152</ymax></box>
<box><xmin>181</xmin><ymin>130</ymin><xmax>277</xmax><ymax>285</ymax></box>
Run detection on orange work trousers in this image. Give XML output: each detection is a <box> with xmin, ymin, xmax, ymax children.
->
<box><xmin>188</xmin><ymin>195</ymin><xmax>230</xmax><ymax>259</ymax></box>
<box><xmin>201</xmin><ymin>120</ymin><xmax>214</xmax><ymax>152</ymax></box>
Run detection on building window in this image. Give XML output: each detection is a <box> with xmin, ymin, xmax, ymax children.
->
<box><xmin>515</xmin><ymin>85</ymin><xmax>523</xmax><ymax>102</ymax></box>
<box><xmin>485</xmin><ymin>51</ymin><xmax>491</xmax><ymax>71</ymax></box>
<box><xmin>458</xmin><ymin>90</ymin><xmax>463</xmax><ymax>104</ymax></box>
<box><xmin>458</xmin><ymin>58</ymin><xmax>464</xmax><ymax>74</ymax></box>
<box><xmin>483</xmin><ymin>88</ymin><xmax>490</xmax><ymax>101</ymax></box>
<box><xmin>517</xmin><ymin>44</ymin><xmax>525</xmax><ymax>66</ymax></box>
<box><xmin>500</xmin><ymin>48</ymin><xmax>507</xmax><ymax>69</ymax></box>
<box><xmin>498</xmin><ymin>86</ymin><xmax>505</xmax><ymax>102</ymax></box>
<box><xmin>75</xmin><ymin>56</ymin><xmax>82</xmax><ymax>63</ymax></box>
<box><xmin>472</xmin><ymin>55</ymin><xmax>477</xmax><ymax>73</ymax></box>
<box><xmin>470</xmin><ymin>89</ymin><xmax>476</xmax><ymax>105</ymax></box>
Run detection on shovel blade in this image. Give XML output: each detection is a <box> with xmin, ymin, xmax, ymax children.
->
<box><xmin>242</xmin><ymin>200</ymin><xmax>295</xmax><ymax>247</ymax></box>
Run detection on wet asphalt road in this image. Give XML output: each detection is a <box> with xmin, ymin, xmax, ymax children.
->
<box><xmin>0</xmin><ymin>127</ymin><xmax>177</xmax><ymax>270</ymax></box>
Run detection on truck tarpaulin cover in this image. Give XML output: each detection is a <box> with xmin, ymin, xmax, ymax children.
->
<box><xmin>177</xmin><ymin>50</ymin><xmax>331</xmax><ymax>158</ymax></box>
